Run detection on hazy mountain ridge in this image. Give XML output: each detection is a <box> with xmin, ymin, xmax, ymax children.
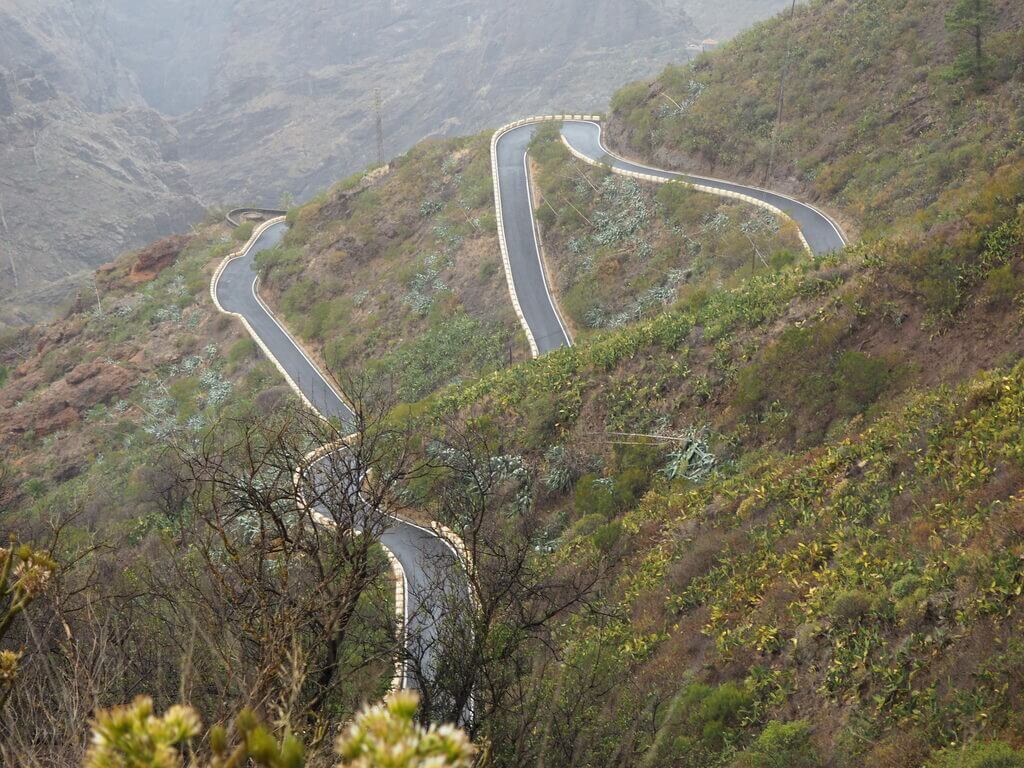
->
<box><xmin>0</xmin><ymin>0</ymin><xmax>204</xmax><ymax>328</ymax></box>
<box><xmin>174</xmin><ymin>0</ymin><xmax>705</xmax><ymax>203</ymax></box>
<box><xmin>0</xmin><ymin>0</ymin><xmax>789</xmax><ymax>328</ymax></box>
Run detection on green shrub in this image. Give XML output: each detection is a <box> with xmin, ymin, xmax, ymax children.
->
<box><xmin>979</xmin><ymin>263</ymin><xmax>1024</xmax><ymax>307</ymax></box>
<box><xmin>732</xmin><ymin>720</ymin><xmax>820</xmax><ymax>768</ymax></box>
<box><xmin>610</xmin><ymin>81</ymin><xmax>648</xmax><ymax>116</ymax></box>
<box><xmin>612</xmin><ymin>467</ymin><xmax>651</xmax><ymax>511</ymax></box>
<box><xmin>734</xmin><ymin>364</ymin><xmax>768</xmax><ymax>414</ymax></box>
<box><xmin>700</xmin><ymin>683</ymin><xmax>752</xmax><ymax>733</ymax></box>
<box><xmin>169</xmin><ymin>376</ymin><xmax>201</xmax><ymax>420</ymax></box>
<box><xmin>915</xmin><ymin>257</ymin><xmax>963</xmax><ymax>320</ymax></box>
<box><xmin>0</xmin><ymin>364</ymin><xmax>7</xmax><ymax>388</ymax></box>
<box><xmin>614</xmin><ymin>442</ymin><xmax>664</xmax><ymax>474</ymax></box>
<box><xmin>890</xmin><ymin>573</ymin><xmax>924</xmax><ymax>600</ymax></box>
<box><xmin>895</xmin><ymin>587</ymin><xmax>932</xmax><ymax>629</ymax></box>
<box><xmin>734</xmin><ymin>325</ymin><xmax>837</xmax><ymax>420</ymax></box>
<box><xmin>254</xmin><ymin>245</ymin><xmax>305</xmax><ymax>283</ymax></box>
<box><xmin>23</xmin><ymin>478</ymin><xmax>46</xmax><ymax>500</ymax></box>
<box><xmin>232</xmin><ymin>221</ymin><xmax>255</xmax><ymax>242</ymax></box>
<box><xmin>228</xmin><ymin>338</ymin><xmax>258</xmax><ymax>367</ymax></box>
<box><xmin>592</xmin><ymin>521</ymin><xmax>624</xmax><ymax>553</ymax></box>
<box><xmin>834</xmin><ymin>350</ymin><xmax>890</xmax><ymax>415</ymax></box>
<box><xmin>571</xmin><ymin>513</ymin><xmax>608</xmax><ymax>540</ymax></box>
<box><xmin>523</xmin><ymin>392</ymin><xmax>563</xmax><ymax>448</ymax></box>
<box><xmin>770</xmin><ymin>249</ymin><xmax>799</xmax><ymax>271</ymax></box>
<box><xmin>575</xmin><ymin>475</ymin><xmax>617</xmax><ymax>520</ymax></box>
<box><xmin>478</xmin><ymin>259</ymin><xmax>498</xmax><ymax>282</ymax></box>
<box><xmin>827</xmin><ymin>589</ymin><xmax>877</xmax><ymax>625</ymax></box>
<box><xmin>535</xmin><ymin>203</ymin><xmax>557</xmax><ymax>229</ymax></box>
<box><xmin>280</xmin><ymin>280</ymin><xmax>319</xmax><ymax>320</ymax></box>
<box><xmin>927</xmin><ymin>740</ymin><xmax>1024</xmax><ymax>768</ymax></box>
<box><xmin>649</xmin><ymin>682</ymin><xmax>754</xmax><ymax>767</ymax></box>
<box><xmin>656</xmin><ymin>182</ymin><xmax>696</xmax><ymax>226</ymax></box>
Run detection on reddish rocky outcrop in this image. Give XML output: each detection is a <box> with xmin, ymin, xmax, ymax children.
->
<box><xmin>3</xmin><ymin>361</ymin><xmax>135</xmax><ymax>439</ymax></box>
<box><xmin>128</xmin><ymin>234</ymin><xmax>192</xmax><ymax>283</ymax></box>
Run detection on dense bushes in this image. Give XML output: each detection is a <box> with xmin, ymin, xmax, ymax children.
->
<box><xmin>645</xmin><ymin>682</ymin><xmax>754</xmax><ymax>767</ymax></box>
<box><xmin>867</xmin><ymin>161</ymin><xmax>1024</xmax><ymax>324</ymax></box>
<box><xmin>732</xmin><ymin>721</ymin><xmax>819</xmax><ymax>768</ymax></box>
<box><xmin>734</xmin><ymin>322</ymin><xmax>893</xmax><ymax>441</ymax></box>
<box><xmin>232</xmin><ymin>221</ymin><xmax>255</xmax><ymax>242</ymax></box>
<box><xmin>608</xmin><ymin>0</ymin><xmax>1024</xmax><ymax>232</ymax></box>
<box><xmin>835</xmin><ymin>350</ymin><xmax>891</xmax><ymax>415</ymax></box>
<box><xmin>574</xmin><ymin>442</ymin><xmax>663</xmax><ymax>519</ymax></box>
<box><xmin>926</xmin><ymin>741</ymin><xmax>1024</xmax><ymax>768</ymax></box>
<box><xmin>373</xmin><ymin>313</ymin><xmax>511</xmax><ymax>402</ymax></box>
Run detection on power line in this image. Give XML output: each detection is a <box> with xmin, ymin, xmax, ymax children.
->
<box><xmin>374</xmin><ymin>89</ymin><xmax>384</xmax><ymax>167</ymax></box>
<box><xmin>764</xmin><ymin>0</ymin><xmax>798</xmax><ymax>186</ymax></box>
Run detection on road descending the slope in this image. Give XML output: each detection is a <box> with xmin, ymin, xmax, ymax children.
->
<box><xmin>494</xmin><ymin>125</ymin><xmax>574</xmax><ymax>354</ymax></box>
<box><xmin>493</xmin><ymin>117</ymin><xmax>848</xmax><ymax>355</ymax></box>
<box><xmin>214</xmin><ymin>115</ymin><xmax>848</xmax><ymax>711</ymax></box>
<box><xmin>214</xmin><ymin>221</ymin><xmax>467</xmax><ymax>698</ymax></box>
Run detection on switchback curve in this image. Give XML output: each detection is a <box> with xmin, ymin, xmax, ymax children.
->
<box><xmin>212</xmin><ymin>113</ymin><xmax>848</xmax><ymax>712</ymax></box>
<box><xmin>212</xmin><ymin>217</ymin><xmax>470</xmax><ymax>704</ymax></box>
<box><xmin>492</xmin><ymin>116</ymin><xmax>848</xmax><ymax>356</ymax></box>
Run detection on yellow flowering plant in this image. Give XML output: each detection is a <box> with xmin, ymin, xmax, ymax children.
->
<box><xmin>0</xmin><ymin>535</ymin><xmax>56</xmax><ymax>706</ymax></box>
<box><xmin>84</xmin><ymin>692</ymin><xmax>474</xmax><ymax>768</ymax></box>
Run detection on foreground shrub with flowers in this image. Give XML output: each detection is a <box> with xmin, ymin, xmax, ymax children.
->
<box><xmin>0</xmin><ymin>535</ymin><xmax>56</xmax><ymax>708</ymax></box>
<box><xmin>83</xmin><ymin>692</ymin><xmax>474</xmax><ymax>768</ymax></box>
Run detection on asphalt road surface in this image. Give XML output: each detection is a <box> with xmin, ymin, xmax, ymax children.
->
<box><xmin>494</xmin><ymin>119</ymin><xmax>847</xmax><ymax>355</ymax></box>
<box><xmin>494</xmin><ymin>123</ymin><xmax>574</xmax><ymax>354</ymax></box>
<box><xmin>215</xmin><ymin>221</ymin><xmax>466</xmax><ymax>701</ymax></box>
<box><xmin>561</xmin><ymin>120</ymin><xmax>847</xmax><ymax>256</ymax></box>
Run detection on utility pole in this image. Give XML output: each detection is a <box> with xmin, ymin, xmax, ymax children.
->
<box><xmin>0</xmin><ymin>194</ymin><xmax>14</xmax><ymax>289</ymax></box>
<box><xmin>374</xmin><ymin>89</ymin><xmax>384</xmax><ymax>167</ymax></box>
<box><xmin>764</xmin><ymin>0</ymin><xmax>798</xmax><ymax>186</ymax></box>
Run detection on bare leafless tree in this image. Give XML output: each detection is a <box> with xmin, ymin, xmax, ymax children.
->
<box><xmin>2</xmin><ymin>380</ymin><xmax>434</xmax><ymax>763</ymax></box>
<box><xmin>406</xmin><ymin>420</ymin><xmax>612</xmax><ymax>744</ymax></box>
<box><xmin>161</xmin><ymin>391</ymin><xmax>427</xmax><ymax>740</ymax></box>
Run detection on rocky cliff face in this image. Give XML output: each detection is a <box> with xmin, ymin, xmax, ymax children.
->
<box><xmin>0</xmin><ymin>0</ymin><xmax>138</xmax><ymax>112</ymax></box>
<box><xmin>0</xmin><ymin>0</ymin><xmax>204</xmax><ymax>329</ymax></box>
<box><xmin>174</xmin><ymin>0</ymin><xmax>713</xmax><ymax>204</ymax></box>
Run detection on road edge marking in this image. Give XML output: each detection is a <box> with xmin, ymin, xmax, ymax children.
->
<box><xmin>562</xmin><ymin>120</ymin><xmax>848</xmax><ymax>253</ymax></box>
<box><xmin>213</xmin><ymin>217</ymin><xmax>470</xmax><ymax>694</ymax></box>
<box><xmin>490</xmin><ymin>115</ymin><xmax>602</xmax><ymax>358</ymax></box>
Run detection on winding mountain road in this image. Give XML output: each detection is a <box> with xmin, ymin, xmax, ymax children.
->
<box><xmin>214</xmin><ymin>221</ymin><xmax>466</xmax><ymax>696</ymax></box>
<box><xmin>213</xmin><ymin>116</ymin><xmax>847</xmax><ymax>709</ymax></box>
<box><xmin>493</xmin><ymin>118</ymin><xmax>847</xmax><ymax>353</ymax></box>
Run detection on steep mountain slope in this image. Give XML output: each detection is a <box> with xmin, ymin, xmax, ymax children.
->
<box><xmin>0</xmin><ymin>0</ymin><xmax>790</xmax><ymax>329</ymax></box>
<box><xmin>0</xmin><ymin>0</ymin><xmax>138</xmax><ymax>112</ymax></box>
<box><xmin>394</xmin><ymin>1</ymin><xmax>1024</xmax><ymax>764</ymax></box>
<box><xmin>606</xmin><ymin>0</ymin><xmax>1024</xmax><ymax>235</ymax></box>
<box><xmin>0</xmin><ymin>0</ymin><xmax>203</xmax><ymax>330</ymax></box>
<box><xmin>8</xmin><ymin>0</ymin><xmax>1024</xmax><ymax>765</ymax></box>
